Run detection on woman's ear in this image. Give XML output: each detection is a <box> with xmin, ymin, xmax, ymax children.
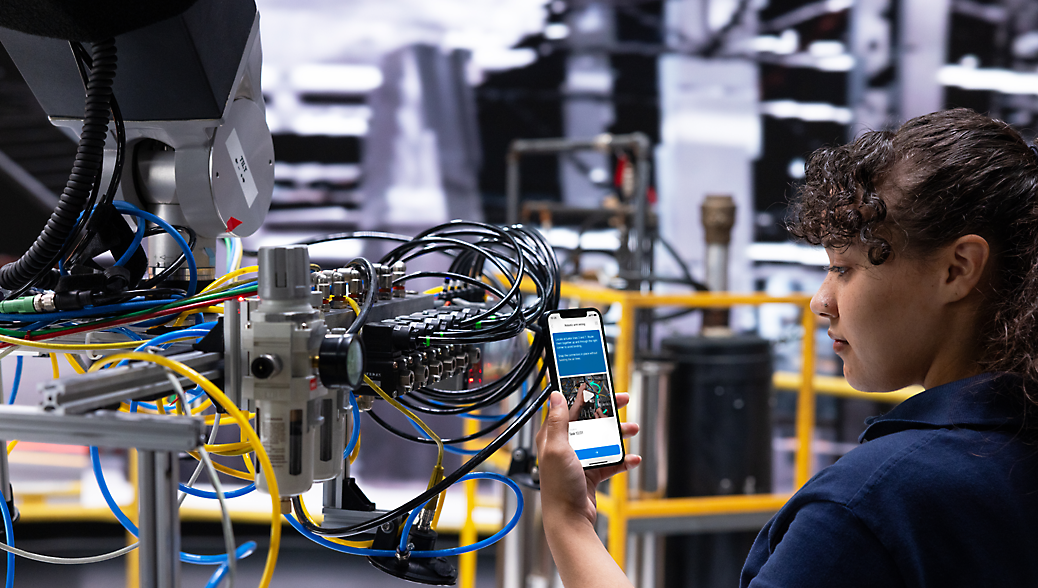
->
<box><xmin>941</xmin><ymin>234</ymin><xmax>990</xmax><ymax>303</ymax></box>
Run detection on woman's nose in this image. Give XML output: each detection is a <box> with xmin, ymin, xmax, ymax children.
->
<box><xmin>810</xmin><ymin>281</ymin><xmax>836</xmax><ymax>318</ymax></box>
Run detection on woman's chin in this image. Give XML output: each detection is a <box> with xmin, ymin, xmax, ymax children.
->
<box><xmin>844</xmin><ymin>368</ymin><xmax>904</xmax><ymax>393</ymax></box>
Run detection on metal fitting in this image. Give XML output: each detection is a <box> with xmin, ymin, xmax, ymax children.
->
<box><xmin>34</xmin><ymin>292</ymin><xmax>57</xmax><ymax>313</ymax></box>
<box><xmin>413</xmin><ymin>363</ymin><xmax>430</xmax><ymax>389</ymax></box>
<box><xmin>376</xmin><ymin>264</ymin><xmax>393</xmax><ymax>300</ymax></box>
<box><xmin>316</xmin><ymin>271</ymin><xmax>332</xmax><ymax>301</ymax></box>
<box><xmin>427</xmin><ymin>360</ymin><xmax>443</xmax><ymax>382</ymax></box>
<box><xmin>398</xmin><ymin>369</ymin><xmax>415</xmax><ymax>393</ymax></box>
<box><xmin>345</xmin><ymin>268</ymin><xmax>362</xmax><ymax>300</ymax></box>
<box><xmin>415</xmin><ymin>507</ymin><xmax>436</xmax><ymax>531</ymax></box>
<box><xmin>331</xmin><ymin>270</ymin><xmax>347</xmax><ymax>298</ymax></box>
<box><xmin>391</xmin><ymin>261</ymin><xmax>406</xmax><ymax>298</ymax></box>
<box><xmin>250</xmin><ymin>354</ymin><xmax>283</xmax><ymax>379</ymax></box>
<box><xmin>454</xmin><ymin>351</ymin><xmax>469</xmax><ymax>372</ymax></box>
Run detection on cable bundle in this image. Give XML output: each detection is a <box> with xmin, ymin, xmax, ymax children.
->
<box><xmin>0</xmin><ymin>39</ymin><xmax>119</xmax><ymax>296</ymax></box>
<box><xmin>0</xmin><ymin>220</ymin><xmax>560</xmax><ymax>585</ymax></box>
<box><xmin>286</xmin><ymin>221</ymin><xmax>558</xmax><ymax>540</ymax></box>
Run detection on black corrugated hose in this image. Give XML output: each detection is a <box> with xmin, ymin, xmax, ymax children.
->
<box><xmin>0</xmin><ymin>38</ymin><xmax>116</xmax><ymax>297</ymax></box>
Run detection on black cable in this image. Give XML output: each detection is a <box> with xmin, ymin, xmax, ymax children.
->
<box><xmin>368</xmin><ymin>388</ymin><xmax>529</xmax><ymax>445</ymax></box>
<box><xmin>63</xmin><ymin>42</ymin><xmax>127</xmax><ymax>273</ymax></box>
<box><xmin>92</xmin><ymin>287</ymin><xmax>187</xmax><ymax>306</ymax></box>
<box><xmin>293</xmin><ymin>382</ymin><xmax>553</xmax><ymax>538</ymax></box>
<box><xmin>0</xmin><ymin>39</ymin><xmax>117</xmax><ymax>297</ymax></box>
<box><xmin>345</xmin><ymin>257</ymin><xmax>376</xmax><ymax>336</ymax></box>
<box><xmin>700</xmin><ymin>0</ymin><xmax>753</xmax><ymax>57</ymax></box>
<box><xmin>655</xmin><ymin>235</ymin><xmax>707</xmax><ymax>291</ymax></box>
<box><xmin>395</xmin><ymin>227</ymin><xmax>555</xmax><ymax>409</ymax></box>
<box><xmin>381</xmin><ymin>225</ymin><xmax>529</xmax><ymax>329</ymax></box>
<box><xmin>49</xmin><ymin>42</ymin><xmax>105</xmax><ymax>274</ymax></box>
<box><xmin>613</xmin><ymin>0</ymin><xmax>750</xmax><ymax>58</ymax></box>
<box><xmin>404</xmin><ymin>347</ymin><xmax>547</xmax><ymax>413</ymax></box>
<box><xmin>650</xmin><ymin>235</ymin><xmax>709</xmax><ymax>322</ymax></box>
<box><xmin>290</xmin><ymin>221</ymin><xmax>558</xmax><ymax>423</ymax></box>
<box><xmin>383</xmin><ymin>366</ymin><xmax>548</xmax><ymax>436</ymax></box>
<box><xmin>290</xmin><ymin>225</ymin><xmax>560</xmax><ymax>336</ymax></box>
<box><xmin>395</xmin><ymin>271</ymin><xmax>508</xmax><ymax>301</ymax></box>
<box><xmin>137</xmin><ymin>225</ymin><xmax>197</xmax><ymax>289</ymax></box>
<box><xmin>405</xmin><ymin>331</ymin><xmax>547</xmax><ymax>411</ymax></box>
<box><xmin>241</xmin><ymin>230</ymin><xmax>415</xmax><ymax>258</ymax></box>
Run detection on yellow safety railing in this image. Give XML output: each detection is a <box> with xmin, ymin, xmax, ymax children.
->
<box><xmin>457</xmin><ymin>414</ymin><xmax>482</xmax><ymax>588</ymax></box>
<box><xmin>20</xmin><ymin>277</ymin><xmax>923</xmax><ymax>588</ymax></box>
<box><xmin>555</xmin><ymin>281</ymin><xmax>920</xmax><ymax>569</ymax></box>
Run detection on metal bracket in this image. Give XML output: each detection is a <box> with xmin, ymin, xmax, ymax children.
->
<box><xmin>0</xmin><ymin>405</ymin><xmax>205</xmax><ymax>451</ymax></box>
<box><xmin>40</xmin><ymin>351</ymin><xmax>223</xmax><ymax>414</ymax></box>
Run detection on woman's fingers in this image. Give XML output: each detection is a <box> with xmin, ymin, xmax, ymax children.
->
<box><xmin>586</xmin><ymin>454</ymin><xmax>642</xmax><ymax>486</ymax></box>
<box><xmin>568</xmin><ymin>395</ymin><xmax>583</xmax><ymax>421</ymax></box>
<box><xmin>542</xmin><ymin>391</ymin><xmax>576</xmax><ymax>456</ymax></box>
<box><xmin>620</xmin><ymin>421</ymin><xmax>639</xmax><ymax>439</ymax></box>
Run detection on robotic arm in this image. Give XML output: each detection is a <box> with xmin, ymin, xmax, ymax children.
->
<box><xmin>0</xmin><ymin>0</ymin><xmax>273</xmax><ymax>294</ymax></box>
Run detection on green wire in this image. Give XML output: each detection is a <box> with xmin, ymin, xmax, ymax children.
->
<box><xmin>2</xmin><ymin>283</ymin><xmax>259</xmax><ymax>338</ymax></box>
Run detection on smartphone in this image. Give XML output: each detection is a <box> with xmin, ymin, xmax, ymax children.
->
<box><xmin>544</xmin><ymin>308</ymin><xmax>625</xmax><ymax>469</ymax></box>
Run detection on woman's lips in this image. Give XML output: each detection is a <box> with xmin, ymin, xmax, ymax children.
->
<box><xmin>829</xmin><ymin>331</ymin><xmax>848</xmax><ymax>353</ymax></box>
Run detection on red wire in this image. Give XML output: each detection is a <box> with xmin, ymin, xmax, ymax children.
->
<box><xmin>4</xmin><ymin>292</ymin><xmax>241</xmax><ymax>348</ymax></box>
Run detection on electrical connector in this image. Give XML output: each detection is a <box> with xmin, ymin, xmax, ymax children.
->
<box><xmin>0</xmin><ymin>296</ymin><xmax>39</xmax><ymax>314</ymax></box>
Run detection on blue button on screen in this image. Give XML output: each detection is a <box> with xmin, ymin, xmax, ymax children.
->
<box><xmin>575</xmin><ymin>445</ymin><xmax>622</xmax><ymax>460</ymax></box>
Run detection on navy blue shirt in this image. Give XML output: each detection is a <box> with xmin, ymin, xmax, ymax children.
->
<box><xmin>741</xmin><ymin>373</ymin><xmax>1038</xmax><ymax>587</ymax></box>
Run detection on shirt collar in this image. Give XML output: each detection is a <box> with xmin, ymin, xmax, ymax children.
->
<box><xmin>859</xmin><ymin>373</ymin><xmax>1027</xmax><ymax>443</ymax></box>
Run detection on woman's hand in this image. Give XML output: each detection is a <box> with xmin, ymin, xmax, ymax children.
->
<box><xmin>536</xmin><ymin>391</ymin><xmax>641</xmax><ymax>529</ymax></box>
<box><xmin>570</xmin><ymin>384</ymin><xmax>587</xmax><ymax>422</ymax></box>
<box><xmin>536</xmin><ymin>390</ymin><xmax>641</xmax><ymax>588</ymax></box>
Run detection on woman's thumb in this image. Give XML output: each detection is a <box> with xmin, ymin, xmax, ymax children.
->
<box><xmin>545</xmin><ymin>391</ymin><xmax>569</xmax><ymax>435</ymax></box>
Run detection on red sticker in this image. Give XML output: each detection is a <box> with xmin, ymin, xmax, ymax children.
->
<box><xmin>310</xmin><ymin>377</ymin><xmax>318</xmax><ymax>391</ymax></box>
<box><xmin>226</xmin><ymin>217</ymin><xmax>243</xmax><ymax>232</ymax></box>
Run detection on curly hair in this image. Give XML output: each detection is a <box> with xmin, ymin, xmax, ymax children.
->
<box><xmin>787</xmin><ymin>108</ymin><xmax>1038</xmax><ymax>390</ymax></box>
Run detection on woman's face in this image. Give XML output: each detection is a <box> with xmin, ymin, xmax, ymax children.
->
<box><xmin>809</xmin><ymin>244</ymin><xmax>952</xmax><ymax>392</ymax></box>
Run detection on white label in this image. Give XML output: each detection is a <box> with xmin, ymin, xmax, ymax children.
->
<box><xmin>226</xmin><ymin>128</ymin><xmax>259</xmax><ymax>207</ymax></box>
<box><xmin>262</xmin><ymin>415</ymin><xmax>286</xmax><ymax>466</ymax></box>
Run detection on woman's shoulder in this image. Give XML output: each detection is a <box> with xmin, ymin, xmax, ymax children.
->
<box><xmin>747</xmin><ymin>425</ymin><xmax>1038</xmax><ymax>587</ymax></box>
<box><xmin>772</xmin><ymin>425</ymin><xmax>1035</xmax><ymax>542</ymax></box>
<box><xmin>792</xmin><ymin>427</ymin><xmax>954</xmax><ymax>508</ymax></box>
<box><xmin>807</xmin><ymin>373</ymin><xmax>1038</xmax><ymax>505</ymax></box>
<box><xmin>830</xmin><ymin>425</ymin><xmax>1035</xmax><ymax>498</ymax></box>
<box><xmin>765</xmin><ymin>374</ymin><xmax>1038</xmax><ymax>554</ymax></box>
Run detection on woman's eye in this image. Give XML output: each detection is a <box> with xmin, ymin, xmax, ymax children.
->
<box><xmin>825</xmin><ymin>265</ymin><xmax>848</xmax><ymax>276</ymax></box>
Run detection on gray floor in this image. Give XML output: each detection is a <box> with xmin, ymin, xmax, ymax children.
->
<box><xmin>4</xmin><ymin>522</ymin><xmax>499</xmax><ymax>587</ymax></box>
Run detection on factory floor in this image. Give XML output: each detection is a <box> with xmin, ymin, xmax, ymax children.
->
<box><xmin>5</xmin><ymin>522</ymin><xmax>499</xmax><ymax>587</ymax></box>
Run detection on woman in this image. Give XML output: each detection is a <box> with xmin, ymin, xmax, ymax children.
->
<box><xmin>537</xmin><ymin>109</ymin><xmax>1038</xmax><ymax>587</ymax></box>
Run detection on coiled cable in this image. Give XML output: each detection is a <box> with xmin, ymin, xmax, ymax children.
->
<box><xmin>0</xmin><ymin>39</ymin><xmax>117</xmax><ymax>296</ymax></box>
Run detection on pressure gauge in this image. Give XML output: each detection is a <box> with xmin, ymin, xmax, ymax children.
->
<box><xmin>318</xmin><ymin>331</ymin><xmax>366</xmax><ymax>389</ymax></box>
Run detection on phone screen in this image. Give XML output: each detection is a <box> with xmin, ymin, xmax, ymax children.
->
<box><xmin>546</xmin><ymin>309</ymin><xmax>625</xmax><ymax>468</ymax></box>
